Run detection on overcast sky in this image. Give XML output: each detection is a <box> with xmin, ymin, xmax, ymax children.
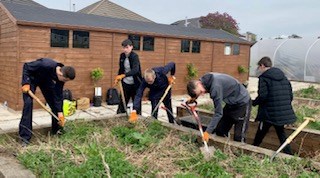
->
<box><xmin>33</xmin><ymin>0</ymin><xmax>320</xmax><ymax>39</ymax></box>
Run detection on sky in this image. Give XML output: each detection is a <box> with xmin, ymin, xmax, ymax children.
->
<box><xmin>33</xmin><ymin>0</ymin><xmax>320</xmax><ymax>39</ymax></box>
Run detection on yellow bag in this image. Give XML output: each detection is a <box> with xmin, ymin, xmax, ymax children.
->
<box><xmin>63</xmin><ymin>99</ymin><xmax>76</xmax><ymax>116</ymax></box>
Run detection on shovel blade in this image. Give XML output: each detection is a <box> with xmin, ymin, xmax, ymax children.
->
<box><xmin>200</xmin><ymin>146</ymin><xmax>215</xmax><ymax>161</ymax></box>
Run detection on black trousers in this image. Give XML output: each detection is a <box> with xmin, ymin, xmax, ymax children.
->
<box><xmin>215</xmin><ymin>100</ymin><xmax>251</xmax><ymax>142</ymax></box>
<box><xmin>19</xmin><ymin>83</ymin><xmax>61</xmax><ymax>143</ymax></box>
<box><xmin>253</xmin><ymin>121</ymin><xmax>293</xmax><ymax>155</ymax></box>
<box><xmin>150</xmin><ymin>91</ymin><xmax>174</xmax><ymax>123</ymax></box>
<box><xmin>117</xmin><ymin>82</ymin><xmax>141</xmax><ymax>114</ymax></box>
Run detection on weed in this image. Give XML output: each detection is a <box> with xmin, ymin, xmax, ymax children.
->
<box><xmin>294</xmin><ymin>86</ymin><xmax>320</xmax><ymax>100</ymax></box>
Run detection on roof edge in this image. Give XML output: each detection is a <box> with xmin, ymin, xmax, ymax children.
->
<box><xmin>15</xmin><ymin>20</ymin><xmax>251</xmax><ymax>45</ymax></box>
<box><xmin>0</xmin><ymin>2</ymin><xmax>17</xmax><ymax>24</ymax></box>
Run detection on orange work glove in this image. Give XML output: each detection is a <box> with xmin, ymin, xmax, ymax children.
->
<box><xmin>168</xmin><ymin>76</ymin><xmax>176</xmax><ymax>85</ymax></box>
<box><xmin>22</xmin><ymin>84</ymin><xmax>30</xmax><ymax>93</ymax></box>
<box><xmin>202</xmin><ymin>131</ymin><xmax>210</xmax><ymax>142</ymax></box>
<box><xmin>114</xmin><ymin>74</ymin><xmax>126</xmax><ymax>84</ymax></box>
<box><xmin>57</xmin><ymin>112</ymin><xmax>65</xmax><ymax>127</ymax></box>
<box><xmin>129</xmin><ymin>110</ymin><xmax>138</xmax><ymax>123</ymax></box>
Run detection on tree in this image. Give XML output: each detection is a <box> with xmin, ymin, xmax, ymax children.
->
<box><xmin>199</xmin><ymin>12</ymin><xmax>240</xmax><ymax>36</ymax></box>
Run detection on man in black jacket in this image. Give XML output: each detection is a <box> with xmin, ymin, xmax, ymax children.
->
<box><xmin>114</xmin><ymin>39</ymin><xmax>142</xmax><ymax>114</ymax></box>
<box><xmin>130</xmin><ymin>62</ymin><xmax>176</xmax><ymax>123</ymax></box>
<box><xmin>20</xmin><ymin>58</ymin><xmax>75</xmax><ymax>145</ymax></box>
<box><xmin>252</xmin><ymin>57</ymin><xmax>296</xmax><ymax>154</ymax></box>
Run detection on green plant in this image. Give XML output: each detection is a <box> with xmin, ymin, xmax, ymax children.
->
<box><xmin>186</xmin><ymin>63</ymin><xmax>198</xmax><ymax>81</ymax></box>
<box><xmin>294</xmin><ymin>85</ymin><xmax>320</xmax><ymax>100</ymax></box>
<box><xmin>90</xmin><ymin>67</ymin><xmax>104</xmax><ymax>86</ymax></box>
<box><xmin>238</xmin><ymin>65</ymin><xmax>248</xmax><ymax>74</ymax></box>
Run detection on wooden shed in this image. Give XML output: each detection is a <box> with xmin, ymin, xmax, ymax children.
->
<box><xmin>0</xmin><ymin>1</ymin><xmax>251</xmax><ymax>111</ymax></box>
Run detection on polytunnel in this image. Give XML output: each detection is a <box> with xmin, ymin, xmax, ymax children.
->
<box><xmin>250</xmin><ymin>38</ymin><xmax>320</xmax><ymax>83</ymax></box>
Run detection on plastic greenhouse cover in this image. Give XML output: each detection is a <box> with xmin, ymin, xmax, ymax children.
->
<box><xmin>250</xmin><ymin>38</ymin><xmax>320</xmax><ymax>83</ymax></box>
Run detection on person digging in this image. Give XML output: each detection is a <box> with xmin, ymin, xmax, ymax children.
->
<box><xmin>20</xmin><ymin>58</ymin><xmax>75</xmax><ymax>146</ymax></box>
<box><xmin>129</xmin><ymin>62</ymin><xmax>176</xmax><ymax>124</ymax></box>
<box><xmin>186</xmin><ymin>72</ymin><xmax>251</xmax><ymax>143</ymax></box>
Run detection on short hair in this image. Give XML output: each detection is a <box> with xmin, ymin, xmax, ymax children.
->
<box><xmin>187</xmin><ymin>80</ymin><xmax>197</xmax><ymax>98</ymax></box>
<box><xmin>144</xmin><ymin>69</ymin><xmax>155</xmax><ymax>79</ymax></box>
<box><xmin>61</xmin><ymin>66</ymin><xmax>76</xmax><ymax>80</ymax></box>
<box><xmin>258</xmin><ymin>57</ymin><xmax>272</xmax><ymax>67</ymax></box>
<box><xmin>121</xmin><ymin>39</ymin><xmax>133</xmax><ymax>47</ymax></box>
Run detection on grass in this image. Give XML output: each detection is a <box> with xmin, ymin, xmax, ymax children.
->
<box><xmin>294</xmin><ymin>86</ymin><xmax>320</xmax><ymax>100</ymax></box>
<box><xmin>0</xmin><ymin>119</ymin><xmax>318</xmax><ymax>177</ymax></box>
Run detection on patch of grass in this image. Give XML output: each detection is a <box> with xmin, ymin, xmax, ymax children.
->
<box><xmin>111</xmin><ymin>121</ymin><xmax>169</xmax><ymax>151</ymax></box>
<box><xmin>231</xmin><ymin>155</ymin><xmax>318</xmax><ymax>178</ymax></box>
<box><xmin>294</xmin><ymin>86</ymin><xmax>320</xmax><ymax>100</ymax></box>
<box><xmin>175</xmin><ymin>149</ymin><xmax>231</xmax><ymax>177</ymax></box>
<box><xmin>18</xmin><ymin>144</ymin><xmax>142</xmax><ymax>177</ymax></box>
<box><xmin>294</xmin><ymin>105</ymin><xmax>320</xmax><ymax>129</ymax></box>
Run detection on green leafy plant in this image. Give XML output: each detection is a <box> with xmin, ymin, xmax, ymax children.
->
<box><xmin>186</xmin><ymin>63</ymin><xmax>198</xmax><ymax>81</ymax></box>
<box><xmin>90</xmin><ymin>67</ymin><xmax>104</xmax><ymax>86</ymax></box>
<box><xmin>238</xmin><ymin>65</ymin><xmax>248</xmax><ymax>74</ymax></box>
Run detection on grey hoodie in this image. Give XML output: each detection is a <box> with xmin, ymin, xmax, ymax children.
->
<box><xmin>200</xmin><ymin>73</ymin><xmax>250</xmax><ymax>133</ymax></box>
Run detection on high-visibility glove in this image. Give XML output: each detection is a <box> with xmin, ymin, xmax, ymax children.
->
<box><xmin>129</xmin><ymin>110</ymin><xmax>138</xmax><ymax>123</ymax></box>
<box><xmin>57</xmin><ymin>112</ymin><xmax>65</xmax><ymax>127</ymax></box>
<box><xmin>168</xmin><ymin>76</ymin><xmax>176</xmax><ymax>85</ymax></box>
<box><xmin>22</xmin><ymin>84</ymin><xmax>30</xmax><ymax>93</ymax></box>
<box><xmin>202</xmin><ymin>131</ymin><xmax>210</xmax><ymax>142</ymax></box>
<box><xmin>114</xmin><ymin>74</ymin><xmax>126</xmax><ymax>84</ymax></box>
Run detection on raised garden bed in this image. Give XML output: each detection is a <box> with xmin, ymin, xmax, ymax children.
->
<box><xmin>177</xmin><ymin>106</ymin><xmax>320</xmax><ymax>159</ymax></box>
<box><xmin>0</xmin><ymin>116</ymin><xmax>319</xmax><ymax>177</ymax></box>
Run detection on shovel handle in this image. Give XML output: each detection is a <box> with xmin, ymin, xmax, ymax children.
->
<box><xmin>271</xmin><ymin>117</ymin><xmax>315</xmax><ymax>161</ymax></box>
<box><xmin>185</xmin><ymin>102</ymin><xmax>210</xmax><ymax>152</ymax></box>
<box><xmin>117</xmin><ymin>81</ymin><xmax>128</xmax><ymax>117</ymax></box>
<box><xmin>151</xmin><ymin>84</ymin><xmax>172</xmax><ymax>116</ymax></box>
<box><xmin>27</xmin><ymin>90</ymin><xmax>60</xmax><ymax>121</ymax></box>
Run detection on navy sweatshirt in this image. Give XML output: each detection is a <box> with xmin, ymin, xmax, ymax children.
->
<box><xmin>22</xmin><ymin>58</ymin><xmax>64</xmax><ymax>112</ymax></box>
<box><xmin>133</xmin><ymin>62</ymin><xmax>175</xmax><ymax>111</ymax></box>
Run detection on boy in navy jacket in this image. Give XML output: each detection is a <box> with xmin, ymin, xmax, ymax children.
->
<box><xmin>20</xmin><ymin>58</ymin><xmax>75</xmax><ymax>145</ymax></box>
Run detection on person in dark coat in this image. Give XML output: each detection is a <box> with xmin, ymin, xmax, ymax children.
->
<box><xmin>130</xmin><ymin>62</ymin><xmax>176</xmax><ymax>123</ymax></box>
<box><xmin>187</xmin><ymin>72</ymin><xmax>251</xmax><ymax>143</ymax></box>
<box><xmin>114</xmin><ymin>39</ymin><xmax>142</xmax><ymax>114</ymax></box>
<box><xmin>252</xmin><ymin>56</ymin><xmax>296</xmax><ymax>155</ymax></box>
<box><xmin>20</xmin><ymin>58</ymin><xmax>76</xmax><ymax>145</ymax></box>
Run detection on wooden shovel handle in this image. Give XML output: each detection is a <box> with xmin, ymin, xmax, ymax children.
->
<box><xmin>27</xmin><ymin>90</ymin><xmax>60</xmax><ymax>121</ymax></box>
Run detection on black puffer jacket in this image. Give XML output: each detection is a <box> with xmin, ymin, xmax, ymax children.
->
<box><xmin>252</xmin><ymin>67</ymin><xmax>296</xmax><ymax>125</ymax></box>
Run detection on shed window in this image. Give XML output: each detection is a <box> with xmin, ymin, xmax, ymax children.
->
<box><xmin>233</xmin><ymin>44</ymin><xmax>240</xmax><ymax>55</ymax></box>
<box><xmin>51</xmin><ymin>29</ymin><xmax>69</xmax><ymax>48</ymax></box>
<box><xmin>73</xmin><ymin>31</ymin><xmax>89</xmax><ymax>48</ymax></box>
<box><xmin>192</xmin><ymin>40</ymin><xmax>201</xmax><ymax>53</ymax></box>
<box><xmin>181</xmin><ymin>39</ymin><xmax>190</xmax><ymax>52</ymax></box>
<box><xmin>224</xmin><ymin>43</ymin><xmax>231</xmax><ymax>55</ymax></box>
<box><xmin>143</xmin><ymin>36</ymin><xmax>154</xmax><ymax>51</ymax></box>
<box><xmin>128</xmin><ymin>34</ymin><xmax>141</xmax><ymax>50</ymax></box>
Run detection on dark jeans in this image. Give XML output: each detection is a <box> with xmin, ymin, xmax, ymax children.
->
<box><xmin>253</xmin><ymin>121</ymin><xmax>293</xmax><ymax>155</ymax></box>
<box><xmin>117</xmin><ymin>81</ymin><xmax>141</xmax><ymax>114</ymax></box>
<box><xmin>215</xmin><ymin>100</ymin><xmax>251</xmax><ymax>142</ymax></box>
<box><xmin>19</xmin><ymin>83</ymin><xmax>61</xmax><ymax>143</ymax></box>
<box><xmin>150</xmin><ymin>92</ymin><xmax>174</xmax><ymax>123</ymax></box>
